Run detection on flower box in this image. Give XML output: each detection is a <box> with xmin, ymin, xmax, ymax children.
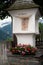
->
<box><xmin>10</xmin><ymin>44</ymin><xmax>37</xmax><ymax>56</ymax></box>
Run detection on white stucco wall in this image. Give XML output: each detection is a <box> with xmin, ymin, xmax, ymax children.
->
<box><xmin>16</xmin><ymin>34</ymin><xmax>35</xmax><ymax>47</ymax></box>
<box><xmin>8</xmin><ymin>8</ymin><xmax>40</xmax><ymax>34</ymax></box>
<box><xmin>13</xmin><ymin>14</ymin><xmax>35</xmax><ymax>33</ymax></box>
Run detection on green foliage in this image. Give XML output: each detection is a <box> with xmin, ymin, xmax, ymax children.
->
<box><xmin>33</xmin><ymin>0</ymin><xmax>43</xmax><ymax>7</ymax></box>
<box><xmin>6</xmin><ymin>37</ymin><xmax>13</xmax><ymax>42</ymax></box>
<box><xmin>39</xmin><ymin>22</ymin><xmax>43</xmax><ymax>38</ymax></box>
<box><xmin>0</xmin><ymin>0</ymin><xmax>16</xmax><ymax>19</ymax></box>
<box><xmin>39</xmin><ymin>22</ymin><xmax>43</xmax><ymax>33</ymax></box>
<box><xmin>0</xmin><ymin>0</ymin><xmax>16</xmax><ymax>10</ymax></box>
<box><xmin>0</xmin><ymin>10</ymin><xmax>10</xmax><ymax>19</ymax></box>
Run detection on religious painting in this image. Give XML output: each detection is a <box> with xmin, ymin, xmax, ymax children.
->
<box><xmin>22</xmin><ymin>18</ymin><xmax>28</xmax><ymax>31</ymax></box>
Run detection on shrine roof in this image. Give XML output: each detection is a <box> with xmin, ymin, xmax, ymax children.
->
<box><xmin>7</xmin><ymin>0</ymin><xmax>39</xmax><ymax>11</ymax></box>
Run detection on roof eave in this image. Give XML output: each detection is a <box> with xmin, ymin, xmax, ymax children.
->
<box><xmin>6</xmin><ymin>2</ymin><xmax>39</xmax><ymax>11</ymax></box>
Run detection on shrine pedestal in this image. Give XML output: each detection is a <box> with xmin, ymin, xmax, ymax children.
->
<box><xmin>16</xmin><ymin>34</ymin><xmax>35</xmax><ymax>47</ymax></box>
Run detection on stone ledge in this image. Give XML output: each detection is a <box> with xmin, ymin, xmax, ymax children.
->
<box><xmin>7</xmin><ymin>53</ymin><xmax>40</xmax><ymax>65</ymax></box>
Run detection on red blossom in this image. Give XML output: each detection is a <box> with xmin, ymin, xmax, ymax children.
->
<box><xmin>27</xmin><ymin>48</ymin><xmax>31</xmax><ymax>51</ymax></box>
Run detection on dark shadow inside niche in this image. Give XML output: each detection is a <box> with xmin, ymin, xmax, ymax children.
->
<box><xmin>11</xmin><ymin>34</ymin><xmax>17</xmax><ymax>47</ymax></box>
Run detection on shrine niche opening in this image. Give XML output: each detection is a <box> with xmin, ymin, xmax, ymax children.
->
<box><xmin>22</xmin><ymin>18</ymin><xmax>29</xmax><ymax>31</ymax></box>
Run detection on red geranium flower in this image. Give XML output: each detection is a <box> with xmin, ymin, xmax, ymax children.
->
<box><xmin>27</xmin><ymin>48</ymin><xmax>31</xmax><ymax>51</ymax></box>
